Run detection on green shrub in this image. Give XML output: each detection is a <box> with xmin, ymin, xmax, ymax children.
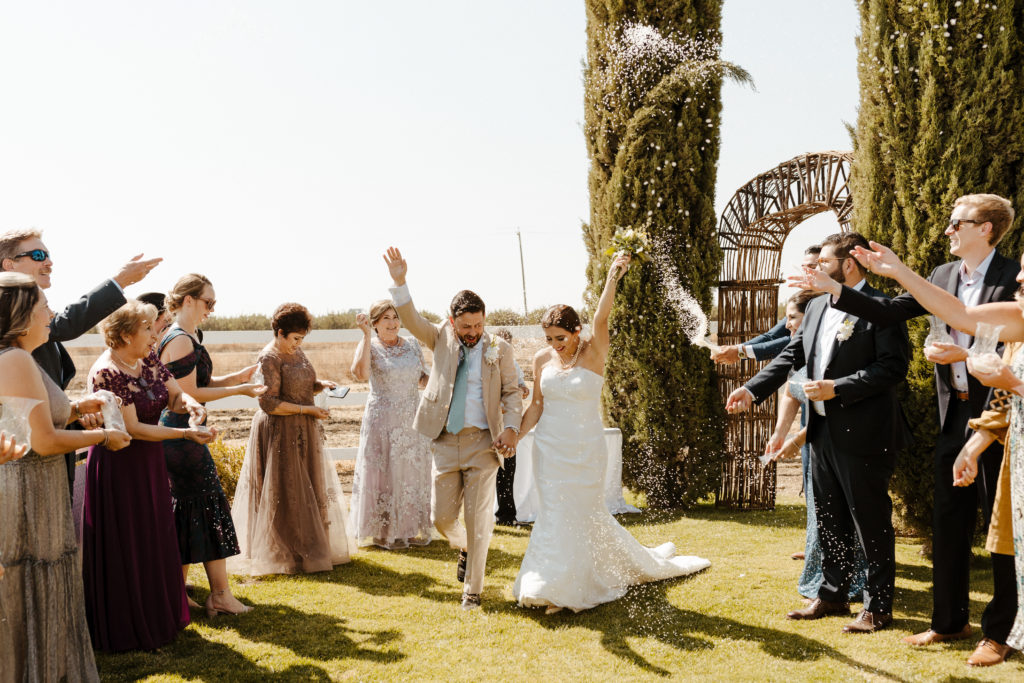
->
<box><xmin>487</xmin><ymin>308</ymin><xmax>525</xmax><ymax>326</ymax></box>
<box><xmin>852</xmin><ymin>0</ymin><xmax>1024</xmax><ymax>532</ymax></box>
<box><xmin>209</xmin><ymin>439</ymin><xmax>246</xmax><ymax>505</ymax></box>
<box><xmin>419</xmin><ymin>309</ymin><xmax>442</xmax><ymax>324</ymax></box>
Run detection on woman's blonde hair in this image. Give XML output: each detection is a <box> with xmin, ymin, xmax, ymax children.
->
<box><xmin>166</xmin><ymin>273</ymin><xmax>212</xmax><ymax>313</ymax></box>
<box><xmin>101</xmin><ymin>300</ymin><xmax>158</xmax><ymax>349</ymax></box>
<box><xmin>0</xmin><ymin>272</ymin><xmax>41</xmax><ymax>348</ymax></box>
<box><xmin>369</xmin><ymin>299</ymin><xmax>398</xmax><ymax>329</ymax></box>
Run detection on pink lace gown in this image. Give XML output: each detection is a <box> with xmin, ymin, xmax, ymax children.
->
<box><xmin>229</xmin><ymin>344</ymin><xmax>350</xmax><ymax>575</ymax></box>
<box><xmin>350</xmin><ymin>337</ymin><xmax>433</xmax><ymax>549</ymax></box>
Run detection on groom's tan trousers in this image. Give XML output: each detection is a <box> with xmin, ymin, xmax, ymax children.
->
<box><xmin>431</xmin><ymin>426</ymin><xmax>500</xmax><ymax>596</ymax></box>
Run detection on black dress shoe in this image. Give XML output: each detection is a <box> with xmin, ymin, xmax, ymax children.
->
<box><xmin>461</xmin><ymin>593</ymin><xmax>481</xmax><ymax>610</ymax></box>
<box><xmin>456</xmin><ymin>550</ymin><xmax>467</xmax><ymax>582</ymax></box>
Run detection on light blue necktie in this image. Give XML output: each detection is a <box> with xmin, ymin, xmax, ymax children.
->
<box><xmin>446</xmin><ymin>347</ymin><xmax>469</xmax><ymax>433</ymax></box>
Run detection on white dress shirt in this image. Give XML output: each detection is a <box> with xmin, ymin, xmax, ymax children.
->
<box><xmin>390</xmin><ymin>283</ymin><xmax>488</xmax><ymax>430</ymax></box>
<box><xmin>949</xmin><ymin>250</ymin><xmax>995</xmax><ymax>391</ymax></box>
<box><xmin>814</xmin><ymin>279</ymin><xmax>868</xmax><ymax>415</ymax></box>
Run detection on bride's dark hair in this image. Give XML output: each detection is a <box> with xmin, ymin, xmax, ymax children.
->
<box><xmin>540</xmin><ymin>305</ymin><xmax>581</xmax><ymax>333</ymax></box>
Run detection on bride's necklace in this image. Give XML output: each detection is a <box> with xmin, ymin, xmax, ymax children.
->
<box><xmin>558</xmin><ymin>339</ymin><xmax>586</xmax><ymax>372</ymax></box>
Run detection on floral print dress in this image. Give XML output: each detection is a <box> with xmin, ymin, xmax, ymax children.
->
<box><xmin>350</xmin><ymin>337</ymin><xmax>433</xmax><ymax>549</ymax></box>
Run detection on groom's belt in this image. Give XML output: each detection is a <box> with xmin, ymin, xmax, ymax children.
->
<box><xmin>441</xmin><ymin>425</ymin><xmax>485</xmax><ymax>437</ymax></box>
<box><xmin>953</xmin><ymin>391</ymin><xmax>970</xmax><ymax>401</ymax></box>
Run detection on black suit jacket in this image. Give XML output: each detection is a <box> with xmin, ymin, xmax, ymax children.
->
<box><xmin>746</xmin><ymin>282</ymin><xmax>912</xmax><ymax>459</ymax></box>
<box><xmin>832</xmin><ymin>251</ymin><xmax>1019</xmax><ymax>428</ymax></box>
<box><xmin>32</xmin><ymin>279</ymin><xmax>126</xmax><ymax>390</ymax></box>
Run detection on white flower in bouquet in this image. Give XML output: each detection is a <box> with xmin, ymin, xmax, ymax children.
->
<box><xmin>605</xmin><ymin>225</ymin><xmax>652</xmax><ymax>262</ymax></box>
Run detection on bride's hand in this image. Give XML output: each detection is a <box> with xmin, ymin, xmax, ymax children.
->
<box><xmin>608</xmin><ymin>253</ymin><xmax>631</xmax><ymax>282</ymax></box>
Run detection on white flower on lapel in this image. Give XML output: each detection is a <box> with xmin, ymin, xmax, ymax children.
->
<box><xmin>484</xmin><ymin>344</ymin><xmax>500</xmax><ymax>365</ymax></box>
<box><xmin>836</xmin><ymin>319</ymin><xmax>856</xmax><ymax>342</ymax></box>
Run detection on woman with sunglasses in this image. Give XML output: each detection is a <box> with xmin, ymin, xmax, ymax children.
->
<box><xmin>157</xmin><ymin>274</ymin><xmax>264</xmax><ymax>617</ymax></box>
<box><xmin>0</xmin><ymin>272</ymin><xmax>130</xmax><ymax>680</ymax></box>
<box><xmin>83</xmin><ymin>299</ymin><xmax>214</xmax><ymax>652</ymax></box>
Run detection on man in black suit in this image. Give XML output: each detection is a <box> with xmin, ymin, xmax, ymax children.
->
<box><xmin>0</xmin><ymin>228</ymin><xmax>161</xmax><ymax>497</ymax></box>
<box><xmin>727</xmin><ymin>231</ymin><xmax>911</xmax><ymax>634</ymax></box>
<box><xmin>794</xmin><ymin>194</ymin><xmax>1019</xmax><ymax>665</ymax></box>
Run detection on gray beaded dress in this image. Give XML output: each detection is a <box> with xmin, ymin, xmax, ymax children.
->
<box><xmin>0</xmin><ymin>348</ymin><xmax>99</xmax><ymax>682</ymax></box>
<box><xmin>350</xmin><ymin>337</ymin><xmax>432</xmax><ymax>549</ymax></box>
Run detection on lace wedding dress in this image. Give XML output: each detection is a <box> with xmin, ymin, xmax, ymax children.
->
<box><xmin>513</xmin><ymin>366</ymin><xmax>710</xmax><ymax>612</ymax></box>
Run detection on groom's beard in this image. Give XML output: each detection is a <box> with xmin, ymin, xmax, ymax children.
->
<box><xmin>458</xmin><ymin>333</ymin><xmax>481</xmax><ymax>347</ymax></box>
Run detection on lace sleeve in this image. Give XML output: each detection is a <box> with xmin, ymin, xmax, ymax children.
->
<box><xmin>257</xmin><ymin>353</ymin><xmax>283</xmax><ymax>413</ymax></box>
<box><xmin>91</xmin><ymin>367</ymin><xmax>135</xmax><ymax>406</ymax></box>
<box><xmin>413</xmin><ymin>339</ymin><xmax>429</xmax><ymax>380</ymax></box>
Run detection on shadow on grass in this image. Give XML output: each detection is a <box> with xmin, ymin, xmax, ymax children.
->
<box><xmin>506</xmin><ymin>577</ymin><xmax>910</xmax><ymax>681</ymax></box>
<box><xmin>96</xmin><ymin>628</ymin><xmax>338</xmax><ymax>681</ymax></box>
<box><xmin>202</xmin><ymin>601</ymin><xmax>404</xmax><ymax>664</ymax></box>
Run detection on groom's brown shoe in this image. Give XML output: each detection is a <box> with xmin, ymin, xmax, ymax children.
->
<box><xmin>787</xmin><ymin>598</ymin><xmax>850</xmax><ymax>620</ymax></box>
<box><xmin>842</xmin><ymin>610</ymin><xmax>892</xmax><ymax>633</ymax></box>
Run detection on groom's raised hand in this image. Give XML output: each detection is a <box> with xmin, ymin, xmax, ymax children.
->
<box><xmin>384</xmin><ymin>247</ymin><xmax>408</xmax><ymax>286</ymax></box>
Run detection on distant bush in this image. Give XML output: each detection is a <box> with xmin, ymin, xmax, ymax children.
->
<box><xmin>487</xmin><ymin>308</ymin><xmax>524</xmax><ymax>326</ymax></box>
<box><xmin>314</xmin><ymin>311</ymin><xmax>358</xmax><ymax>329</ymax></box>
<box><xmin>202</xmin><ymin>314</ymin><xmax>272</xmax><ymax>331</ymax></box>
<box><xmin>419</xmin><ymin>309</ymin><xmax>442</xmax><ymax>324</ymax></box>
<box><xmin>209</xmin><ymin>439</ymin><xmax>246</xmax><ymax>505</ymax></box>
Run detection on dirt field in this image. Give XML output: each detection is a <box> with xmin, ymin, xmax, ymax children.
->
<box><xmin>66</xmin><ymin>335</ymin><xmax>804</xmax><ymax>499</ymax></box>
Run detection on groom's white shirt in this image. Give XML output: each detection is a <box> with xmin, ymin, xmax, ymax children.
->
<box><xmin>813</xmin><ymin>278</ymin><xmax>867</xmax><ymax>414</ymax></box>
<box><xmin>390</xmin><ymin>283</ymin><xmax>488</xmax><ymax>430</ymax></box>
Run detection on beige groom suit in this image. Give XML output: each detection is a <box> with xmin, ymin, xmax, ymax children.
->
<box><xmin>390</xmin><ymin>284</ymin><xmax>523</xmax><ymax>596</ymax></box>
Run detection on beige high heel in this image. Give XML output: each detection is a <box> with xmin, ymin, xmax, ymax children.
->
<box><xmin>205</xmin><ymin>590</ymin><xmax>253</xmax><ymax>618</ymax></box>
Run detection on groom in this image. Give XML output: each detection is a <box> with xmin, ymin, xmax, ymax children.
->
<box><xmin>384</xmin><ymin>247</ymin><xmax>522</xmax><ymax>610</ymax></box>
<box><xmin>727</xmin><ymin>231</ymin><xmax>912</xmax><ymax>633</ymax></box>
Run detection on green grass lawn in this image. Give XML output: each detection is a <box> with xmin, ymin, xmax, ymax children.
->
<box><xmin>96</xmin><ymin>496</ymin><xmax>1023</xmax><ymax>681</ymax></box>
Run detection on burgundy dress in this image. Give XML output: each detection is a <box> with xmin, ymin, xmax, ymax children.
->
<box><xmin>82</xmin><ymin>352</ymin><xmax>190</xmax><ymax>652</ymax></box>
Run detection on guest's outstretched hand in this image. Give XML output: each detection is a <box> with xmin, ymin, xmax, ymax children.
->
<box><xmin>711</xmin><ymin>345</ymin><xmax>741</xmax><ymax>364</ymax></box>
<box><xmin>0</xmin><ymin>431</ymin><xmax>29</xmax><ymax>464</ymax></box>
<box><xmin>113</xmin><ymin>254</ymin><xmax>162</xmax><ymax>289</ymax></box>
<box><xmin>725</xmin><ymin>387</ymin><xmax>752</xmax><ymax>413</ymax></box>
<box><xmin>966</xmin><ymin>355</ymin><xmax>1023</xmax><ymax>392</ymax></box>
<box><xmin>923</xmin><ymin>341</ymin><xmax>968</xmax><ymax>365</ymax></box>
<box><xmin>787</xmin><ymin>267</ymin><xmax>841</xmax><ymax>297</ymax></box>
<box><xmin>849</xmin><ymin>241</ymin><xmax>904</xmax><ymax>279</ymax></box>
<box><xmin>384</xmin><ymin>247</ymin><xmax>408</xmax><ymax>286</ymax></box>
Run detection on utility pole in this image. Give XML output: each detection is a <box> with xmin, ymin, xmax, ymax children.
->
<box><xmin>516</xmin><ymin>228</ymin><xmax>527</xmax><ymax>316</ymax></box>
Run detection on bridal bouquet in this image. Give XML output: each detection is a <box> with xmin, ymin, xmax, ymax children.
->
<box><xmin>605</xmin><ymin>226</ymin><xmax>651</xmax><ymax>262</ymax></box>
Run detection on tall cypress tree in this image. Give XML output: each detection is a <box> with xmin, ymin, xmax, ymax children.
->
<box><xmin>853</xmin><ymin>0</ymin><xmax>1024</xmax><ymax>531</ymax></box>
<box><xmin>582</xmin><ymin>2</ymin><xmax>736</xmax><ymax>507</ymax></box>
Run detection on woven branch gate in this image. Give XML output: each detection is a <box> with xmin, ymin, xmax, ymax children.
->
<box><xmin>715</xmin><ymin>151</ymin><xmax>853</xmax><ymax>510</ymax></box>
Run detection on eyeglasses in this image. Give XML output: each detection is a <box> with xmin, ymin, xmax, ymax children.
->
<box><xmin>816</xmin><ymin>256</ymin><xmax>848</xmax><ymax>267</ymax></box>
<box><xmin>196</xmin><ymin>297</ymin><xmax>216</xmax><ymax>311</ymax></box>
<box><xmin>11</xmin><ymin>249</ymin><xmax>49</xmax><ymax>262</ymax></box>
<box><xmin>948</xmin><ymin>218</ymin><xmax>983</xmax><ymax>231</ymax></box>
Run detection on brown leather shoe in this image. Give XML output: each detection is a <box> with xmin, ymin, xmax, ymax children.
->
<box><xmin>902</xmin><ymin>624</ymin><xmax>972</xmax><ymax>646</ymax></box>
<box><xmin>787</xmin><ymin>598</ymin><xmax>850</xmax><ymax>620</ymax></box>
<box><xmin>967</xmin><ymin>638</ymin><xmax>1014</xmax><ymax>667</ymax></box>
<box><xmin>842</xmin><ymin>610</ymin><xmax>893</xmax><ymax>633</ymax></box>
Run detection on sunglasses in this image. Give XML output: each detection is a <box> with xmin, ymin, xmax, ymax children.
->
<box><xmin>12</xmin><ymin>249</ymin><xmax>50</xmax><ymax>262</ymax></box>
<box><xmin>196</xmin><ymin>296</ymin><xmax>216</xmax><ymax>310</ymax></box>
<box><xmin>948</xmin><ymin>218</ymin><xmax>983</xmax><ymax>231</ymax></box>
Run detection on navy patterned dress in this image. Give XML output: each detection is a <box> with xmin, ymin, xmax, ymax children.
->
<box><xmin>158</xmin><ymin>325</ymin><xmax>239</xmax><ymax>564</ymax></box>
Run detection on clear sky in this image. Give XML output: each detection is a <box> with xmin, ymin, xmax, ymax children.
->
<box><xmin>0</xmin><ymin>1</ymin><xmax>858</xmax><ymax>317</ymax></box>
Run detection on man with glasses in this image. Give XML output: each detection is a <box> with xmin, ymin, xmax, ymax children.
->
<box><xmin>792</xmin><ymin>194</ymin><xmax>1019</xmax><ymax>666</ymax></box>
<box><xmin>0</xmin><ymin>228</ymin><xmax>161</xmax><ymax>498</ymax></box>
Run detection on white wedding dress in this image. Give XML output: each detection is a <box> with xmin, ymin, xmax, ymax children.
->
<box><xmin>513</xmin><ymin>365</ymin><xmax>710</xmax><ymax>612</ymax></box>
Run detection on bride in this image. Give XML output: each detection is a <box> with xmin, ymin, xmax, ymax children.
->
<box><xmin>513</xmin><ymin>253</ymin><xmax>710</xmax><ymax>613</ymax></box>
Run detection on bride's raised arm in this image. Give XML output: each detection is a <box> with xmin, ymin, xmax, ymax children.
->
<box><xmin>592</xmin><ymin>253</ymin><xmax>631</xmax><ymax>357</ymax></box>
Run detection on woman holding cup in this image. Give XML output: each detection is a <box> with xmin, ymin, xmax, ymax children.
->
<box><xmin>157</xmin><ymin>274</ymin><xmax>264</xmax><ymax>616</ymax></box>
<box><xmin>0</xmin><ymin>272</ymin><xmax>129</xmax><ymax>680</ymax></box>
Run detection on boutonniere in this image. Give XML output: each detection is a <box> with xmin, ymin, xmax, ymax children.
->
<box><xmin>836</xmin><ymin>319</ymin><xmax>856</xmax><ymax>342</ymax></box>
<box><xmin>484</xmin><ymin>344</ymin><xmax>500</xmax><ymax>365</ymax></box>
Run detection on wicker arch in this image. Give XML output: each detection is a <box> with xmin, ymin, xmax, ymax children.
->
<box><xmin>714</xmin><ymin>151</ymin><xmax>853</xmax><ymax>510</ymax></box>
